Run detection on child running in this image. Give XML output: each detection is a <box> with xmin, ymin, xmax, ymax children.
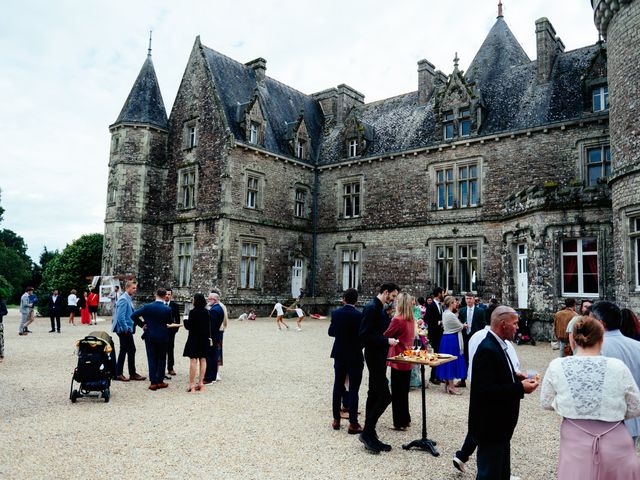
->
<box><xmin>289</xmin><ymin>304</ymin><xmax>305</xmax><ymax>331</ymax></box>
<box><xmin>270</xmin><ymin>300</ymin><xmax>289</xmax><ymax>330</ymax></box>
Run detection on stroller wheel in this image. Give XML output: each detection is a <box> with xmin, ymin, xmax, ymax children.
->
<box><xmin>102</xmin><ymin>389</ymin><xmax>110</xmax><ymax>403</ymax></box>
<box><xmin>70</xmin><ymin>389</ymin><xmax>79</xmax><ymax>403</ymax></box>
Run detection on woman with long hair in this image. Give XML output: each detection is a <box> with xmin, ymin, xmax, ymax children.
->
<box><xmin>384</xmin><ymin>292</ymin><xmax>417</xmax><ymax>430</ymax></box>
<box><xmin>183</xmin><ymin>293</ymin><xmax>209</xmax><ymax>393</ymax></box>
<box><xmin>541</xmin><ymin>316</ymin><xmax>640</xmax><ymax>478</ymax></box>
<box><xmin>620</xmin><ymin>308</ymin><xmax>640</xmax><ymax>341</ymax></box>
<box><xmin>434</xmin><ymin>295</ymin><xmax>467</xmax><ymax>395</ymax></box>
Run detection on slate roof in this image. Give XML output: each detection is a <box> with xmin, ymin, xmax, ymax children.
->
<box><xmin>201</xmin><ymin>45</ymin><xmax>324</xmax><ymax>164</ymax></box>
<box><xmin>114</xmin><ymin>56</ymin><xmax>168</xmax><ymax>130</ymax></box>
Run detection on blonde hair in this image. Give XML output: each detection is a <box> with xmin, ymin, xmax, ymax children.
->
<box><xmin>394</xmin><ymin>292</ymin><xmax>415</xmax><ymax>321</ymax></box>
<box><xmin>443</xmin><ymin>295</ymin><xmax>457</xmax><ymax>309</ymax></box>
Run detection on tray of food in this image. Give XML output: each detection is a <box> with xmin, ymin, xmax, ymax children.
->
<box><xmin>388</xmin><ymin>350</ymin><xmax>457</xmax><ymax>364</ymax></box>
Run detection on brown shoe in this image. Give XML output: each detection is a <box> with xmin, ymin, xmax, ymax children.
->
<box><xmin>148</xmin><ymin>384</ymin><xmax>159</xmax><ymax>391</ymax></box>
<box><xmin>168</xmin><ymin>370</ymin><xmax>176</xmax><ymax>376</ymax></box>
<box><xmin>340</xmin><ymin>411</ymin><xmax>350</xmax><ymax>419</ymax></box>
<box><xmin>115</xmin><ymin>375</ymin><xmax>129</xmax><ymax>382</ymax></box>
<box><xmin>157</xmin><ymin>382</ymin><xmax>169</xmax><ymax>389</ymax></box>
<box><xmin>332</xmin><ymin>419</ymin><xmax>340</xmax><ymax>430</ymax></box>
<box><xmin>130</xmin><ymin>373</ymin><xmax>147</xmax><ymax>381</ymax></box>
<box><xmin>348</xmin><ymin>423</ymin><xmax>363</xmax><ymax>434</ymax></box>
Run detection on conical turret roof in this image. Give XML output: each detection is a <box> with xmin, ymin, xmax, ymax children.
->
<box><xmin>466</xmin><ymin>17</ymin><xmax>530</xmax><ymax>87</ymax></box>
<box><xmin>114</xmin><ymin>55</ymin><xmax>168</xmax><ymax>129</ymax></box>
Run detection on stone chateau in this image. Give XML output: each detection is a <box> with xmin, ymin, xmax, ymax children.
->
<box><xmin>102</xmin><ymin>3</ymin><xmax>640</xmax><ymax>334</ymax></box>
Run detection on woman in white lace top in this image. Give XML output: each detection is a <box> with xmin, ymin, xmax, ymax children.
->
<box><xmin>540</xmin><ymin>316</ymin><xmax>640</xmax><ymax>479</ymax></box>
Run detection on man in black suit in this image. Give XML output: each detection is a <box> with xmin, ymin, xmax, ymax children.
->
<box><xmin>457</xmin><ymin>292</ymin><xmax>487</xmax><ymax>387</ymax></box>
<box><xmin>48</xmin><ymin>289</ymin><xmax>63</xmax><ymax>333</ymax></box>
<box><xmin>329</xmin><ymin>288</ymin><xmax>364</xmax><ymax>434</ymax></box>
<box><xmin>131</xmin><ymin>288</ymin><xmax>172</xmax><ymax>391</ymax></box>
<box><xmin>425</xmin><ymin>286</ymin><xmax>445</xmax><ymax>385</ymax></box>
<box><xmin>359</xmin><ymin>282</ymin><xmax>400</xmax><ymax>454</ymax></box>
<box><xmin>469</xmin><ymin>306</ymin><xmax>538</xmax><ymax>479</ymax></box>
<box><xmin>164</xmin><ymin>288</ymin><xmax>181</xmax><ymax>377</ymax></box>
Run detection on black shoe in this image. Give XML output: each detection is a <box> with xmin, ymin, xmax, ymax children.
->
<box><xmin>359</xmin><ymin>433</ymin><xmax>381</xmax><ymax>453</ymax></box>
<box><xmin>429</xmin><ymin>378</ymin><xmax>442</xmax><ymax>385</ymax></box>
<box><xmin>373</xmin><ymin>436</ymin><xmax>392</xmax><ymax>452</ymax></box>
<box><xmin>164</xmin><ymin>375</ymin><xmax>171</xmax><ymax>380</ymax></box>
<box><xmin>49</xmin><ymin>330</ymin><xmax>55</xmax><ymax>333</ymax></box>
<box><xmin>453</xmin><ymin>454</ymin><xmax>466</xmax><ymax>473</ymax></box>
<box><xmin>57</xmin><ymin>331</ymin><xmax>61</xmax><ymax>333</ymax></box>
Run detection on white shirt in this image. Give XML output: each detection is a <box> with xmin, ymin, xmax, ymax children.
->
<box><xmin>67</xmin><ymin>294</ymin><xmax>78</xmax><ymax>306</ymax></box>
<box><xmin>467</xmin><ymin>306</ymin><xmax>474</xmax><ymax>332</ymax></box>
<box><xmin>468</xmin><ymin>326</ymin><xmax>520</xmax><ymax>382</ymax></box>
<box><xmin>52</xmin><ymin>295</ymin><xmax>58</xmax><ymax>303</ymax></box>
<box><xmin>274</xmin><ymin>302</ymin><xmax>284</xmax><ymax>316</ymax></box>
<box><xmin>540</xmin><ymin>355</ymin><xmax>640</xmax><ymax>422</ymax></box>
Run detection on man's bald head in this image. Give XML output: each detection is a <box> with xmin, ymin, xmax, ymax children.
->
<box><xmin>490</xmin><ymin>306</ymin><xmax>519</xmax><ymax>341</ymax></box>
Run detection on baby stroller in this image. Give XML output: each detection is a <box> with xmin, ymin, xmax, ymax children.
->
<box><xmin>515</xmin><ymin>313</ymin><xmax>536</xmax><ymax>346</ymax></box>
<box><xmin>69</xmin><ymin>331</ymin><xmax>115</xmax><ymax>403</ymax></box>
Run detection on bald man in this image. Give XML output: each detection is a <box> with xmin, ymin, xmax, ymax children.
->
<box><xmin>468</xmin><ymin>306</ymin><xmax>539</xmax><ymax>480</ymax></box>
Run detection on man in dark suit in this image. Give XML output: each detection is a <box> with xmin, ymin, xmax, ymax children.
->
<box><xmin>425</xmin><ymin>286</ymin><xmax>445</xmax><ymax>385</ymax></box>
<box><xmin>359</xmin><ymin>282</ymin><xmax>400</xmax><ymax>454</ymax></box>
<box><xmin>469</xmin><ymin>306</ymin><xmax>538</xmax><ymax>479</ymax></box>
<box><xmin>457</xmin><ymin>292</ymin><xmax>487</xmax><ymax>387</ymax></box>
<box><xmin>329</xmin><ymin>288</ymin><xmax>364</xmax><ymax>434</ymax></box>
<box><xmin>164</xmin><ymin>288</ymin><xmax>181</xmax><ymax>377</ymax></box>
<box><xmin>203</xmin><ymin>292</ymin><xmax>225</xmax><ymax>385</ymax></box>
<box><xmin>131</xmin><ymin>288</ymin><xmax>172</xmax><ymax>391</ymax></box>
<box><xmin>48</xmin><ymin>289</ymin><xmax>63</xmax><ymax>333</ymax></box>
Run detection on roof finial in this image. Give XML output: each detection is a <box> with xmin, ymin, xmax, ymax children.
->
<box><xmin>147</xmin><ymin>30</ymin><xmax>153</xmax><ymax>58</ymax></box>
<box><xmin>453</xmin><ymin>52</ymin><xmax>459</xmax><ymax>70</ymax></box>
<box><xmin>498</xmin><ymin>0</ymin><xmax>504</xmax><ymax>18</ymax></box>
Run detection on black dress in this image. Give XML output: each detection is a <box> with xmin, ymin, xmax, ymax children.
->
<box><xmin>183</xmin><ymin>307</ymin><xmax>210</xmax><ymax>359</ymax></box>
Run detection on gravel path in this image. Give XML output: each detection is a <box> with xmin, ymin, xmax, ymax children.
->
<box><xmin>0</xmin><ymin>309</ymin><xmax>636</xmax><ymax>479</ymax></box>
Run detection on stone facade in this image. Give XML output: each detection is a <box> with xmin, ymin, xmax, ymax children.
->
<box><xmin>102</xmin><ymin>9</ymin><xmax>639</xmax><ymax>335</ymax></box>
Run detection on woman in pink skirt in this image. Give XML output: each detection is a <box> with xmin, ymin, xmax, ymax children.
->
<box><xmin>540</xmin><ymin>316</ymin><xmax>640</xmax><ymax>479</ymax></box>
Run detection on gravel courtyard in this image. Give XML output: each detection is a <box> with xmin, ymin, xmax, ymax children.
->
<box><xmin>0</xmin><ymin>308</ymin><xmax>635</xmax><ymax>479</ymax></box>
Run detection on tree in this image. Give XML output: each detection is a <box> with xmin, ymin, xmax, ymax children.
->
<box><xmin>0</xmin><ymin>244</ymin><xmax>31</xmax><ymax>302</ymax></box>
<box><xmin>0</xmin><ymin>275</ymin><xmax>13</xmax><ymax>300</ymax></box>
<box><xmin>38</xmin><ymin>234</ymin><xmax>103</xmax><ymax>315</ymax></box>
<box><xmin>0</xmin><ymin>187</ymin><xmax>4</xmax><ymax>223</ymax></box>
<box><xmin>0</xmin><ymin>229</ymin><xmax>29</xmax><ymax>263</ymax></box>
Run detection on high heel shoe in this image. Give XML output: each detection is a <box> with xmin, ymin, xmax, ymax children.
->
<box><xmin>447</xmin><ymin>387</ymin><xmax>462</xmax><ymax>395</ymax></box>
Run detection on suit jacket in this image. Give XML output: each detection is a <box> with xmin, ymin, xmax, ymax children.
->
<box><xmin>209</xmin><ymin>303</ymin><xmax>225</xmax><ymax>342</ymax></box>
<box><xmin>459</xmin><ymin>306</ymin><xmax>486</xmax><ymax>336</ymax></box>
<box><xmin>112</xmin><ymin>292</ymin><xmax>135</xmax><ymax>333</ymax></box>
<box><xmin>131</xmin><ymin>300</ymin><xmax>172</xmax><ymax>343</ymax></box>
<box><xmin>329</xmin><ymin>304</ymin><xmax>364</xmax><ymax>364</ymax></box>
<box><xmin>469</xmin><ymin>332</ymin><xmax>525</xmax><ymax>443</ymax></box>
<box><xmin>48</xmin><ymin>295</ymin><xmax>63</xmax><ymax>315</ymax></box>
<box><xmin>359</xmin><ymin>297</ymin><xmax>389</xmax><ymax>367</ymax></box>
<box><xmin>167</xmin><ymin>300</ymin><xmax>181</xmax><ymax>336</ymax></box>
<box><xmin>424</xmin><ymin>301</ymin><xmax>443</xmax><ymax>346</ymax></box>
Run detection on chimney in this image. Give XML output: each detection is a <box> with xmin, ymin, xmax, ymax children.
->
<box><xmin>535</xmin><ymin>18</ymin><xmax>563</xmax><ymax>83</ymax></box>
<box><xmin>418</xmin><ymin>59</ymin><xmax>436</xmax><ymax>105</ymax></box>
<box><xmin>246</xmin><ymin>57</ymin><xmax>267</xmax><ymax>85</ymax></box>
<box><xmin>312</xmin><ymin>88</ymin><xmax>338</xmax><ymax>119</ymax></box>
<box><xmin>336</xmin><ymin>84</ymin><xmax>364</xmax><ymax>124</ymax></box>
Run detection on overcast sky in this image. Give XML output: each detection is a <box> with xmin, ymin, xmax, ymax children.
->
<box><xmin>0</xmin><ymin>0</ymin><xmax>598</xmax><ymax>262</ymax></box>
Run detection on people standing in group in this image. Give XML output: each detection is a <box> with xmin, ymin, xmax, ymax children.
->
<box><xmin>567</xmin><ymin>299</ymin><xmax>593</xmax><ymax>353</ymax></box>
<box><xmin>112</xmin><ymin>281</ymin><xmax>146</xmax><ymax>383</ymax></box>
<box><xmin>541</xmin><ymin>316</ymin><xmax>640</xmax><ymax>478</ymax></box>
<box><xmin>620</xmin><ymin>308</ymin><xmax>640</xmax><ymax>341</ymax></box>
<box><xmin>211</xmin><ymin>288</ymin><xmax>228</xmax><ymax>382</ymax></box>
<box><xmin>425</xmin><ymin>287</ymin><xmax>445</xmax><ymax>385</ymax></box>
<box><xmin>0</xmin><ymin>295</ymin><xmax>7</xmax><ymax>361</ymax></box>
<box><xmin>384</xmin><ymin>292</ymin><xmax>416</xmax><ymax>431</ymax></box>
<box><xmin>270</xmin><ymin>300</ymin><xmax>289</xmax><ymax>330</ymax></box>
<box><xmin>18</xmin><ymin>286</ymin><xmax>34</xmax><ymax>336</ymax></box>
<box><xmin>131</xmin><ymin>288</ymin><xmax>172</xmax><ymax>391</ymax></box>
<box><xmin>203</xmin><ymin>292</ymin><xmax>224</xmax><ymax>385</ymax></box>
<box><xmin>592</xmin><ymin>301</ymin><xmax>640</xmax><ymax>446</ymax></box>
<box><xmin>468</xmin><ymin>306</ymin><xmax>539</xmax><ymax>480</ymax></box>
<box><xmin>183</xmin><ymin>293</ymin><xmax>209</xmax><ymax>392</ymax></box>
<box><xmin>164</xmin><ymin>288</ymin><xmax>181</xmax><ymax>377</ymax></box>
<box><xmin>358</xmin><ymin>282</ymin><xmax>400</xmax><ymax>454</ymax></box>
<box><xmin>435</xmin><ymin>295</ymin><xmax>467</xmax><ymax>395</ymax></box>
<box><xmin>457</xmin><ymin>292</ymin><xmax>486</xmax><ymax>388</ymax></box>
<box><xmin>87</xmin><ymin>289</ymin><xmax>99</xmax><ymax>325</ymax></box>
<box><xmin>79</xmin><ymin>291</ymin><xmax>91</xmax><ymax>325</ymax></box>
<box><xmin>329</xmin><ymin>288</ymin><xmax>364</xmax><ymax>434</ymax></box>
<box><xmin>554</xmin><ymin>298</ymin><xmax>576</xmax><ymax>357</ymax></box>
<box><xmin>67</xmin><ymin>289</ymin><xmax>78</xmax><ymax>325</ymax></box>
<box><xmin>47</xmin><ymin>289</ymin><xmax>63</xmax><ymax>333</ymax></box>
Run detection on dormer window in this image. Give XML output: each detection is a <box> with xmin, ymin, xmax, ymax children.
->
<box><xmin>592</xmin><ymin>85</ymin><xmax>608</xmax><ymax>112</ymax></box>
<box><xmin>443</xmin><ymin>112</ymin><xmax>455</xmax><ymax>140</ymax></box>
<box><xmin>296</xmin><ymin>139</ymin><xmax>306</xmax><ymax>159</ymax></box>
<box><xmin>348</xmin><ymin>139</ymin><xmax>359</xmax><ymax>158</ymax></box>
<box><xmin>183</xmin><ymin>119</ymin><xmax>198</xmax><ymax>149</ymax></box>
<box><xmin>459</xmin><ymin>109</ymin><xmax>471</xmax><ymax>137</ymax></box>
<box><xmin>249</xmin><ymin>122</ymin><xmax>259</xmax><ymax>144</ymax></box>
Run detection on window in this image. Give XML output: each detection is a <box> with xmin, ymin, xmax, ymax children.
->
<box><xmin>294</xmin><ymin>188</ymin><xmax>307</xmax><ymax>218</ymax></box>
<box><xmin>631</xmin><ymin>218</ymin><xmax>640</xmax><ymax>290</ymax></box>
<box><xmin>592</xmin><ymin>85</ymin><xmax>609</xmax><ymax>112</ymax></box>
<box><xmin>246</xmin><ymin>176</ymin><xmax>259</xmax><ymax>209</ymax></box>
<box><xmin>561</xmin><ymin>238</ymin><xmax>599</xmax><ymax>296</ymax></box>
<box><xmin>435</xmin><ymin>242</ymin><xmax>479</xmax><ymax>294</ymax></box>
<box><xmin>249</xmin><ymin>122</ymin><xmax>259</xmax><ymax>144</ymax></box>
<box><xmin>443</xmin><ymin>112</ymin><xmax>454</xmax><ymax>140</ymax></box>
<box><xmin>107</xmin><ymin>184</ymin><xmax>116</xmax><ymax>206</ymax></box>
<box><xmin>436</xmin><ymin>162</ymin><xmax>480</xmax><ymax>209</ymax></box>
<box><xmin>296</xmin><ymin>139</ymin><xmax>306</xmax><ymax>159</ymax></box>
<box><xmin>459</xmin><ymin>109</ymin><xmax>471</xmax><ymax>137</ymax></box>
<box><xmin>341</xmin><ymin>247</ymin><xmax>360</xmax><ymax>290</ymax></box>
<box><xmin>112</xmin><ymin>136</ymin><xmax>120</xmax><ymax>152</ymax></box>
<box><xmin>184</xmin><ymin>120</ymin><xmax>198</xmax><ymax>149</ymax></box>
<box><xmin>177</xmin><ymin>240</ymin><xmax>193</xmax><ymax>287</ymax></box>
<box><xmin>586</xmin><ymin>145</ymin><xmax>611</xmax><ymax>186</ymax></box>
<box><xmin>343</xmin><ymin>181</ymin><xmax>361</xmax><ymax>218</ymax></box>
<box><xmin>240</xmin><ymin>241</ymin><xmax>258</xmax><ymax>288</ymax></box>
<box><xmin>458</xmin><ymin>165</ymin><xmax>478</xmax><ymax>207</ymax></box>
<box><xmin>348</xmin><ymin>139</ymin><xmax>359</xmax><ymax>158</ymax></box>
<box><xmin>178</xmin><ymin>168</ymin><xmax>196</xmax><ymax>209</ymax></box>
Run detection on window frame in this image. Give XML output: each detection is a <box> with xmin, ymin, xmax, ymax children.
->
<box><xmin>560</xmin><ymin>238</ymin><xmax>599</xmax><ymax>297</ymax></box>
<box><xmin>183</xmin><ymin>119</ymin><xmax>198</xmax><ymax>150</ymax></box>
<box><xmin>239</xmin><ymin>240</ymin><xmax>260</xmax><ymax>289</ymax></box>
<box><xmin>246</xmin><ymin>175</ymin><xmax>259</xmax><ymax>209</ymax></box>
<box><xmin>339</xmin><ymin>246</ymin><xmax>361</xmax><ymax>290</ymax></box>
<box><xmin>176</xmin><ymin>238</ymin><xmax>194</xmax><ymax>287</ymax></box>
<box><xmin>585</xmin><ymin>145</ymin><xmax>611</xmax><ymax>186</ymax></box>
<box><xmin>443</xmin><ymin>112</ymin><xmax>455</xmax><ymax>141</ymax></box>
<box><xmin>177</xmin><ymin>166</ymin><xmax>197</xmax><ymax>210</ymax></box>
<box><xmin>342</xmin><ymin>180</ymin><xmax>361</xmax><ymax>218</ymax></box>
<box><xmin>294</xmin><ymin>187</ymin><xmax>308</xmax><ymax>219</ymax></box>
<box><xmin>592</xmin><ymin>85</ymin><xmax>609</xmax><ymax>112</ymax></box>
<box><xmin>434</xmin><ymin>160</ymin><xmax>480</xmax><ymax>210</ymax></box>
<box><xmin>348</xmin><ymin>139</ymin><xmax>359</xmax><ymax>158</ymax></box>
<box><xmin>631</xmin><ymin>217</ymin><xmax>640</xmax><ymax>291</ymax></box>
<box><xmin>459</xmin><ymin>109</ymin><xmax>471</xmax><ymax>137</ymax></box>
<box><xmin>249</xmin><ymin>122</ymin><xmax>259</xmax><ymax>144</ymax></box>
<box><xmin>107</xmin><ymin>183</ymin><xmax>117</xmax><ymax>206</ymax></box>
<box><xmin>433</xmin><ymin>240</ymin><xmax>480</xmax><ymax>294</ymax></box>
<box><xmin>296</xmin><ymin>138</ymin><xmax>306</xmax><ymax>159</ymax></box>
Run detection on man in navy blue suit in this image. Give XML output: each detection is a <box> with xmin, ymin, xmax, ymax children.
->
<box><xmin>131</xmin><ymin>288</ymin><xmax>172</xmax><ymax>391</ymax></box>
<box><xmin>329</xmin><ymin>288</ymin><xmax>364</xmax><ymax>434</ymax></box>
